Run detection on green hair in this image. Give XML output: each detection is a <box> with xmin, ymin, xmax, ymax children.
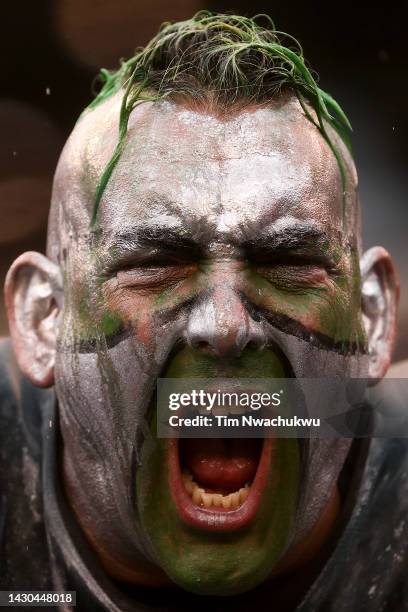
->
<box><xmin>86</xmin><ymin>11</ymin><xmax>352</xmax><ymax>227</ymax></box>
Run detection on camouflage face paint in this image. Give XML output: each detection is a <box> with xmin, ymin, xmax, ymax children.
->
<box><xmin>52</xmin><ymin>99</ymin><xmax>365</xmax><ymax>592</ymax></box>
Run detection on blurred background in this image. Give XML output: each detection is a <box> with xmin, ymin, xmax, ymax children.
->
<box><xmin>1</xmin><ymin>1</ymin><xmax>407</xmax><ymax>360</ymax></box>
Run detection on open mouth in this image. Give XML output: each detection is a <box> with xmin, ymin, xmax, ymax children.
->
<box><xmin>167</xmin><ymin>436</ymin><xmax>274</xmax><ymax>532</ymax></box>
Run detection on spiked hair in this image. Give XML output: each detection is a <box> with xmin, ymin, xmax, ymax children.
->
<box><xmin>87</xmin><ymin>11</ymin><xmax>352</xmax><ymax>226</ymax></box>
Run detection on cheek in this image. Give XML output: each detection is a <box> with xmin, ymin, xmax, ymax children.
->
<box><xmin>103</xmin><ymin>287</ymin><xmax>167</xmax><ymax>352</ymax></box>
<box><xmin>55</xmin><ymin>340</ymin><xmax>154</xmax><ymax>452</ymax></box>
<box><xmin>242</xmin><ymin>265</ymin><xmax>363</xmax><ymax>341</ymax></box>
<box><xmin>102</xmin><ymin>274</ymin><xmax>200</xmax><ymax>350</ymax></box>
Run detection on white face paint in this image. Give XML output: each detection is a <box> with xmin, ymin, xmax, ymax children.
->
<box><xmin>48</xmin><ymin>94</ymin><xmax>367</xmax><ymax>591</ymax></box>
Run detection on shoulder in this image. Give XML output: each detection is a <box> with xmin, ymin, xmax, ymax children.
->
<box><xmin>0</xmin><ymin>337</ymin><xmax>52</xmax><ymax>589</ymax></box>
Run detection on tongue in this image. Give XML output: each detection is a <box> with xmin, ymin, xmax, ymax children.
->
<box><xmin>181</xmin><ymin>438</ymin><xmax>261</xmax><ymax>492</ymax></box>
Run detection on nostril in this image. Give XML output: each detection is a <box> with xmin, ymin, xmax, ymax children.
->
<box><xmin>195</xmin><ymin>340</ymin><xmax>208</xmax><ymax>349</ymax></box>
<box><xmin>193</xmin><ymin>340</ymin><xmax>215</xmax><ymax>354</ymax></box>
<box><xmin>249</xmin><ymin>310</ymin><xmax>262</xmax><ymax>323</ymax></box>
<box><xmin>246</xmin><ymin>339</ymin><xmax>264</xmax><ymax>351</ymax></box>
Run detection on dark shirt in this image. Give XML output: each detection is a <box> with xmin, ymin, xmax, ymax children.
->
<box><xmin>0</xmin><ymin>338</ymin><xmax>407</xmax><ymax>611</ymax></box>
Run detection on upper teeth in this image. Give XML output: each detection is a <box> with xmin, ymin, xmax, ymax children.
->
<box><xmin>182</xmin><ymin>470</ymin><xmax>250</xmax><ymax>509</ymax></box>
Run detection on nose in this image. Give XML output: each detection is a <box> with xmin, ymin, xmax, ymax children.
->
<box><xmin>185</xmin><ymin>286</ymin><xmax>265</xmax><ymax>358</ymax></box>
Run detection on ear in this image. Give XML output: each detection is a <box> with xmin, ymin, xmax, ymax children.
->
<box><xmin>360</xmin><ymin>247</ymin><xmax>399</xmax><ymax>379</ymax></box>
<box><xmin>4</xmin><ymin>251</ymin><xmax>63</xmax><ymax>388</ymax></box>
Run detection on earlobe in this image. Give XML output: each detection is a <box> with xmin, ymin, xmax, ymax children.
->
<box><xmin>4</xmin><ymin>251</ymin><xmax>62</xmax><ymax>388</ymax></box>
<box><xmin>360</xmin><ymin>247</ymin><xmax>399</xmax><ymax>379</ymax></box>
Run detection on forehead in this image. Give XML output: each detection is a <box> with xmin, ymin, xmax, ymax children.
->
<box><xmin>99</xmin><ymin>99</ymin><xmax>344</xmax><ymax>243</ymax></box>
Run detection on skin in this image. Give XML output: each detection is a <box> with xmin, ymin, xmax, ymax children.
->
<box><xmin>5</xmin><ymin>93</ymin><xmax>399</xmax><ymax>598</ymax></box>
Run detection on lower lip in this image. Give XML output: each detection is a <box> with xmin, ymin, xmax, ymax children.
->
<box><xmin>167</xmin><ymin>437</ymin><xmax>274</xmax><ymax>532</ymax></box>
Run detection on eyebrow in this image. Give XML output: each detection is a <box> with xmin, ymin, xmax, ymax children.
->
<box><xmin>242</xmin><ymin>223</ymin><xmax>334</xmax><ymax>259</ymax></box>
<box><xmin>102</xmin><ymin>219</ymin><xmax>338</xmax><ymax>272</ymax></box>
<box><xmin>109</xmin><ymin>226</ymin><xmax>198</xmax><ymax>250</ymax></box>
<box><xmin>102</xmin><ymin>225</ymin><xmax>202</xmax><ymax>271</ymax></box>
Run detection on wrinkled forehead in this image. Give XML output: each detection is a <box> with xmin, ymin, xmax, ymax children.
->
<box><xmin>100</xmin><ymin>99</ymin><xmax>346</xmax><ymax>245</ymax></box>
<box><xmin>47</xmin><ymin>94</ymin><xmax>359</xmax><ymax>261</ymax></box>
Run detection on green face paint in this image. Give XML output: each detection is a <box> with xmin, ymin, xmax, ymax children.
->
<box><xmin>137</xmin><ymin>424</ymin><xmax>299</xmax><ymax>594</ymax></box>
<box><xmin>53</xmin><ymin>89</ymin><xmax>364</xmax><ymax>596</ymax></box>
<box><xmin>136</xmin><ymin>345</ymin><xmax>300</xmax><ymax>595</ymax></box>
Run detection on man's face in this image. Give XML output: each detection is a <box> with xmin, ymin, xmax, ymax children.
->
<box><xmin>54</xmin><ymin>98</ymin><xmax>365</xmax><ymax>594</ymax></box>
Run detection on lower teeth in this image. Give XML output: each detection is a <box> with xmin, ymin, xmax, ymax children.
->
<box><xmin>182</xmin><ymin>470</ymin><xmax>250</xmax><ymax>509</ymax></box>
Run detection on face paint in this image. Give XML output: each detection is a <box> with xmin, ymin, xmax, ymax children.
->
<box><xmin>138</xmin><ymin>417</ymin><xmax>300</xmax><ymax>594</ymax></box>
<box><xmin>52</xmin><ymin>98</ymin><xmax>366</xmax><ymax>593</ymax></box>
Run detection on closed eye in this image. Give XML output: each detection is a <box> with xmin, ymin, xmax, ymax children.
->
<box><xmin>255</xmin><ymin>257</ymin><xmax>339</xmax><ymax>292</ymax></box>
<box><xmin>109</xmin><ymin>260</ymin><xmax>198</xmax><ymax>293</ymax></box>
